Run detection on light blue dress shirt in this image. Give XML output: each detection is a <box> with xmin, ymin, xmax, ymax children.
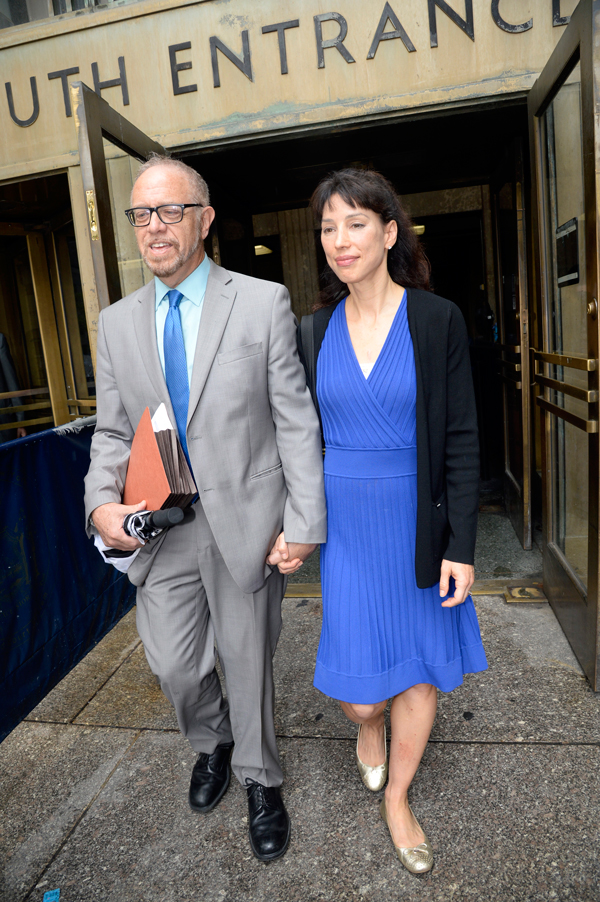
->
<box><xmin>154</xmin><ymin>253</ymin><xmax>211</xmax><ymax>385</ymax></box>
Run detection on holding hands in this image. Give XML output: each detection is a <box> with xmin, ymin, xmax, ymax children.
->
<box><xmin>267</xmin><ymin>531</ymin><xmax>317</xmax><ymax>575</ymax></box>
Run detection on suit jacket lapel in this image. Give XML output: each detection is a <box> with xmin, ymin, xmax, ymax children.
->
<box><xmin>131</xmin><ymin>280</ymin><xmax>177</xmax><ymax>426</ymax></box>
<box><xmin>187</xmin><ymin>260</ymin><xmax>236</xmax><ymax>426</ymax></box>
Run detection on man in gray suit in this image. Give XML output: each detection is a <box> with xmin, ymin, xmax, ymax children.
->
<box><xmin>84</xmin><ymin>156</ymin><xmax>326</xmax><ymax>861</ymax></box>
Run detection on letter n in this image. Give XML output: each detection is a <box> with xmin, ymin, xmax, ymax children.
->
<box><xmin>210</xmin><ymin>32</ymin><xmax>253</xmax><ymax>88</ymax></box>
<box><xmin>428</xmin><ymin>0</ymin><xmax>474</xmax><ymax>48</ymax></box>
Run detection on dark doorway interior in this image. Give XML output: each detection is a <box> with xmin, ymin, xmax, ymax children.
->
<box><xmin>0</xmin><ymin>173</ymin><xmax>92</xmax><ymax>437</ymax></box>
<box><xmin>184</xmin><ymin>101</ymin><xmax>529</xmax><ymax>501</ymax></box>
<box><xmin>417</xmin><ymin>210</ymin><xmax>503</xmax><ymax>483</ymax></box>
<box><xmin>419</xmin><ymin>211</ymin><xmax>486</xmax><ymax>331</ymax></box>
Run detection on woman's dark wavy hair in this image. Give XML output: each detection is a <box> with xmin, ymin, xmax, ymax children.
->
<box><xmin>311</xmin><ymin>168</ymin><xmax>431</xmax><ymax>309</ymax></box>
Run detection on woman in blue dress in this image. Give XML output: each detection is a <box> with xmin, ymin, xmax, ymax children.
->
<box><xmin>287</xmin><ymin>169</ymin><xmax>488</xmax><ymax>874</ymax></box>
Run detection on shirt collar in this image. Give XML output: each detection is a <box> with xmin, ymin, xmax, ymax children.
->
<box><xmin>154</xmin><ymin>253</ymin><xmax>211</xmax><ymax>309</ymax></box>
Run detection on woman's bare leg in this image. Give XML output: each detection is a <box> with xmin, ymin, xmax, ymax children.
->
<box><xmin>341</xmin><ymin>700</ymin><xmax>387</xmax><ymax>767</ymax></box>
<box><xmin>384</xmin><ymin>682</ymin><xmax>437</xmax><ymax>847</ymax></box>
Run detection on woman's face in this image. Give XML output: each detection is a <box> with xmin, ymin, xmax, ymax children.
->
<box><xmin>320</xmin><ymin>194</ymin><xmax>397</xmax><ymax>286</ymax></box>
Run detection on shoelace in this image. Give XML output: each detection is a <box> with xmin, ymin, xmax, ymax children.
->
<box><xmin>194</xmin><ymin>743</ymin><xmax>233</xmax><ymax>769</ymax></box>
<box><xmin>245</xmin><ymin>779</ymin><xmax>278</xmax><ymax>810</ymax></box>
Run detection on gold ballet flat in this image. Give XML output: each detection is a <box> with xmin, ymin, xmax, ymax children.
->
<box><xmin>356</xmin><ymin>723</ymin><xmax>388</xmax><ymax>791</ymax></box>
<box><xmin>380</xmin><ymin>798</ymin><xmax>434</xmax><ymax>875</ymax></box>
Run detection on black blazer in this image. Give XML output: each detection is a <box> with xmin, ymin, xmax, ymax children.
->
<box><xmin>297</xmin><ymin>288</ymin><xmax>479</xmax><ymax>589</ymax></box>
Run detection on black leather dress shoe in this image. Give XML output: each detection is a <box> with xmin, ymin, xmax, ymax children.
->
<box><xmin>245</xmin><ymin>779</ymin><xmax>291</xmax><ymax>861</ymax></box>
<box><xmin>188</xmin><ymin>742</ymin><xmax>234</xmax><ymax>813</ymax></box>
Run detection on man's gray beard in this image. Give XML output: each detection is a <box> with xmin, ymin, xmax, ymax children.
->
<box><xmin>142</xmin><ymin>234</ymin><xmax>201</xmax><ymax>277</ymax></box>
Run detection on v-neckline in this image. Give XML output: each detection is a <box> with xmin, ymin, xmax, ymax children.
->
<box><xmin>342</xmin><ymin>292</ymin><xmax>406</xmax><ymax>382</ymax></box>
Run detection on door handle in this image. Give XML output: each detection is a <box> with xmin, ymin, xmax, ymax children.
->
<box><xmin>531</xmin><ymin>349</ymin><xmax>597</xmax><ymax>371</ymax></box>
<box><xmin>536</xmin><ymin>397</ymin><xmax>598</xmax><ymax>433</ymax></box>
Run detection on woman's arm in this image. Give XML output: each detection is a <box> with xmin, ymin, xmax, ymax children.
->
<box><xmin>440</xmin><ymin>304</ymin><xmax>480</xmax><ymax>603</ymax></box>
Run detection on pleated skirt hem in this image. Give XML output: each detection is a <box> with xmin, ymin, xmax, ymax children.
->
<box><xmin>313</xmin><ymin>642</ymin><xmax>488</xmax><ymax>705</ymax></box>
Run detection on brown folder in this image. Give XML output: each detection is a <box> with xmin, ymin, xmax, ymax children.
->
<box><xmin>123</xmin><ymin>407</ymin><xmax>196</xmax><ymax>510</ymax></box>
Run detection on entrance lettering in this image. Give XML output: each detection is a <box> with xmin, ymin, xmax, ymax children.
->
<box><xmin>491</xmin><ymin>1</ymin><xmax>533</xmax><ymax>34</ymax></box>
<box><xmin>4</xmin><ymin>2</ymin><xmax>572</xmax><ymax>129</ymax></box>
<box><xmin>314</xmin><ymin>12</ymin><xmax>356</xmax><ymax>68</ymax></box>
<box><xmin>262</xmin><ymin>21</ymin><xmax>300</xmax><ymax>76</ymax></box>
<box><xmin>210</xmin><ymin>32</ymin><xmax>253</xmax><ymax>88</ymax></box>
<box><xmin>5</xmin><ymin>77</ymin><xmax>39</xmax><ymax>127</ymax></box>
<box><xmin>428</xmin><ymin>0</ymin><xmax>474</xmax><ymax>48</ymax></box>
<box><xmin>91</xmin><ymin>57</ymin><xmax>129</xmax><ymax>106</ymax></box>
<box><xmin>169</xmin><ymin>43</ymin><xmax>197</xmax><ymax>95</ymax></box>
<box><xmin>367</xmin><ymin>3</ymin><xmax>416</xmax><ymax>59</ymax></box>
<box><xmin>553</xmin><ymin>0</ymin><xmax>571</xmax><ymax>27</ymax></box>
<box><xmin>48</xmin><ymin>67</ymin><xmax>80</xmax><ymax>117</ymax></box>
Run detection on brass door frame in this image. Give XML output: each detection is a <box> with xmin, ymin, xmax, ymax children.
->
<box><xmin>491</xmin><ymin>140</ymin><xmax>532</xmax><ymax>549</ymax></box>
<box><xmin>528</xmin><ymin>0</ymin><xmax>600</xmax><ymax>687</ymax></box>
<box><xmin>70</xmin><ymin>82</ymin><xmax>165</xmax><ymax>310</ymax></box>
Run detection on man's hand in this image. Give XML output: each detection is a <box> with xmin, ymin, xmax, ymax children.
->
<box><xmin>91</xmin><ymin>499</ymin><xmax>148</xmax><ymax>551</ymax></box>
<box><xmin>439</xmin><ymin>560</ymin><xmax>475</xmax><ymax>607</ymax></box>
<box><xmin>267</xmin><ymin>531</ymin><xmax>317</xmax><ymax>575</ymax></box>
<box><xmin>16</xmin><ymin>427</ymin><xmax>26</xmax><ymax>438</ymax></box>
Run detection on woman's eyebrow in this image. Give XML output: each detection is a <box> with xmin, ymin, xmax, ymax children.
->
<box><xmin>321</xmin><ymin>212</ymin><xmax>368</xmax><ymax>223</ymax></box>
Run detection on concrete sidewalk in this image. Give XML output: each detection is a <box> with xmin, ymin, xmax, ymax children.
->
<box><xmin>2</xmin><ymin>514</ymin><xmax>600</xmax><ymax>902</ymax></box>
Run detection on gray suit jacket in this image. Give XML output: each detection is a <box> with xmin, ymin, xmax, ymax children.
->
<box><xmin>84</xmin><ymin>260</ymin><xmax>326</xmax><ymax>593</ymax></box>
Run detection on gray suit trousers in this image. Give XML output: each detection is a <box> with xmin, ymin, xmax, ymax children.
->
<box><xmin>135</xmin><ymin>502</ymin><xmax>285</xmax><ymax>788</ymax></box>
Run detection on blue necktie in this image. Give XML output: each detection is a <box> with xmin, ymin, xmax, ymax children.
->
<box><xmin>163</xmin><ymin>289</ymin><xmax>190</xmax><ymax>461</ymax></box>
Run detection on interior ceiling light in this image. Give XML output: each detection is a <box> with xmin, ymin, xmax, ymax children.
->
<box><xmin>412</xmin><ymin>225</ymin><xmax>425</xmax><ymax>236</ymax></box>
<box><xmin>254</xmin><ymin>244</ymin><xmax>273</xmax><ymax>256</ymax></box>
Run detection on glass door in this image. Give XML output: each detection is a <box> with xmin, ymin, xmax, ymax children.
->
<box><xmin>70</xmin><ymin>82</ymin><xmax>166</xmax><ymax>310</ymax></box>
<box><xmin>529</xmin><ymin>0</ymin><xmax>600</xmax><ymax>688</ymax></box>
<box><xmin>491</xmin><ymin>140</ymin><xmax>532</xmax><ymax>549</ymax></box>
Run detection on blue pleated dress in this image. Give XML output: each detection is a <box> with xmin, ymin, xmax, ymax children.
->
<box><xmin>314</xmin><ymin>296</ymin><xmax>488</xmax><ymax>704</ymax></box>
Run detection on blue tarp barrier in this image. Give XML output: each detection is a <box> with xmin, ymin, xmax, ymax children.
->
<box><xmin>0</xmin><ymin>417</ymin><xmax>136</xmax><ymax>742</ymax></box>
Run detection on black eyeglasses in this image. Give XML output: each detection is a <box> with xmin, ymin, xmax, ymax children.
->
<box><xmin>124</xmin><ymin>204</ymin><xmax>203</xmax><ymax>227</ymax></box>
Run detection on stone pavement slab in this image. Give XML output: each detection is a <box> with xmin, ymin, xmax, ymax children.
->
<box><xmin>474</xmin><ymin>513</ymin><xmax>543</xmax><ymax>579</ymax></box>
<box><xmin>18</xmin><ymin>732</ymin><xmax>600</xmax><ymax>902</ymax></box>
<box><xmin>273</xmin><ymin>596</ymin><xmax>600</xmax><ymax>744</ymax></box>
<box><xmin>0</xmin><ymin>722</ymin><xmax>138</xmax><ymax>902</ymax></box>
<box><xmin>26</xmin><ymin>610</ymin><xmax>140</xmax><ymax>725</ymax></box>
<box><xmin>5</xmin><ymin>520</ymin><xmax>599</xmax><ymax>902</ymax></box>
<box><xmin>73</xmin><ymin>644</ymin><xmax>177</xmax><ymax>731</ymax></box>
<box><xmin>50</xmin><ymin>594</ymin><xmax>600</xmax><ymax>746</ymax></box>
<box><xmin>434</xmin><ymin>595</ymin><xmax>598</xmax><ymax>744</ymax></box>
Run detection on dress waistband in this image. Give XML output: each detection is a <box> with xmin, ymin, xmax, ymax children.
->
<box><xmin>324</xmin><ymin>446</ymin><xmax>418</xmax><ymax>478</ymax></box>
